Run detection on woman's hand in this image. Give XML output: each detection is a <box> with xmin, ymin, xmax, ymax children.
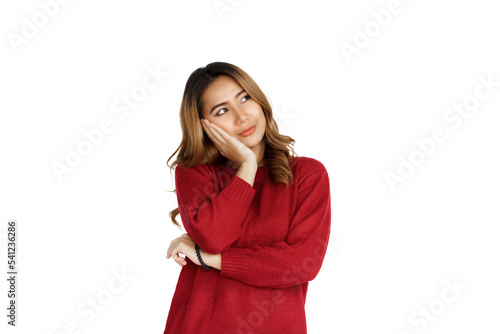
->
<box><xmin>166</xmin><ymin>233</ymin><xmax>199</xmax><ymax>268</ymax></box>
<box><xmin>166</xmin><ymin>233</ymin><xmax>223</xmax><ymax>270</ymax></box>
<box><xmin>201</xmin><ymin>118</ymin><xmax>256</xmax><ymax>167</ymax></box>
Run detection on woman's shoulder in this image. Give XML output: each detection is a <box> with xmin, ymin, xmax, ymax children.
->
<box><xmin>293</xmin><ymin>156</ymin><xmax>328</xmax><ymax>175</ymax></box>
<box><xmin>174</xmin><ymin>161</ymin><xmax>216</xmax><ymax>179</ymax></box>
<box><xmin>174</xmin><ymin>160</ymin><xmax>232</xmax><ymax>179</ymax></box>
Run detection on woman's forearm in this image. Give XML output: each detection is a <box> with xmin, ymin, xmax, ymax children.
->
<box><xmin>193</xmin><ymin>160</ymin><xmax>256</xmax><ymax>271</ymax></box>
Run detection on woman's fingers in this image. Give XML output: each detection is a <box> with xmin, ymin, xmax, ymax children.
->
<box><xmin>171</xmin><ymin>252</ymin><xmax>186</xmax><ymax>267</ymax></box>
<box><xmin>201</xmin><ymin>120</ymin><xmax>218</xmax><ymax>145</ymax></box>
<box><xmin>206</xmin><ymin>121</ymin><xmax>232</xmax><ymax>143</ymax></box>
<box><xmin>167</xmin><ymin>237</ymin><xmax>187</xmax><ymax>268</ymax></box>
<box><xmin>209</xmin><ymin>122</ymin><xmax>255</xmax><ymax>164</ymax></box>
<box><xmin>202</xmin><ymin>119</ymin><xmax>240</xmax><ymax>154</ymax></box>
<box><xmin>166</xmin><ymin>233</ymin><xmax>203</xmax><ymax>268</ymax></box>
<box><xmin>202</xmin><ymin>119</ymin><xmax>224</xmax><ymax>147</ymax></box>
<box><xmin>173</xmin><ymin>253</ymin><xmax>186</xmax><ymax>267</ymax></box>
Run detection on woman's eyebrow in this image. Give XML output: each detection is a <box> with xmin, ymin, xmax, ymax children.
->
<box><xmin>210</xmin><ymin>89</ymin><xmax>246</xmax><ymax>114</ymax></box>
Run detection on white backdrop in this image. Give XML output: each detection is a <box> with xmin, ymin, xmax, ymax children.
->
<box><xmin>1</xmin><ymin>0</ymin><xmax>499</xmax><ymax>333</ymax></box>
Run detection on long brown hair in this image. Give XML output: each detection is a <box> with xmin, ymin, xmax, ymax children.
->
<box><xmin>166</xmin><ymin>62</ymin><xmax>297</xmax><ymax>229</ymax></box>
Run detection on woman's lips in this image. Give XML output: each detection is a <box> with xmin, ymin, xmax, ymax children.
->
<box><xmin>239</xmin><ymin>125</ymin><xmax>256</xmax><ymax>137</ymax></box>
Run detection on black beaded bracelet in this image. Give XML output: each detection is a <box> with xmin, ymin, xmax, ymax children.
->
<box><xmin>195</xmin><ymin>243</ymin><xmax>212</xmax><ymax>270</ymax></box>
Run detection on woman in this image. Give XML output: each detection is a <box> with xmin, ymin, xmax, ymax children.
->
<box><xmin>163</xmin><ymin>61</ymin><xmax>331</xmax><ymax>333</ymax></box>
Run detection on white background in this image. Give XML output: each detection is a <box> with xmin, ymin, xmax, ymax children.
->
<box><xmin>1</xmin><ymin>0</ymin><xmax>499</xmax><ymax>333</ymax></box>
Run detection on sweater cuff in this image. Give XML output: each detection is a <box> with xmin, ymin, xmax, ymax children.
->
<box><xmin>218</xmin><ymin>175</ymin><xmax>256</xmax><ymax>207</ymax></box>
<box><xmin>220</xmin><ymin>247</ymin><xmax>249</xmax><ymax>283</ymax></box>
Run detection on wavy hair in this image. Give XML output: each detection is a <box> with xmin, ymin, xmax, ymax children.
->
<box><xmin>166</xmin><ymin>62</ymin><xmax>297</xmax><ymax>229</ymax></box>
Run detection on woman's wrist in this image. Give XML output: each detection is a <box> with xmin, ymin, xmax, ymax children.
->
<box><xmin>200</xmin><ymin>249</ymin><xmax>221</xmax><ymax>271</ymax></box>
<box><xmin>235</xmin><ymin>160</ymin><xmax>258</xmax><ymax>187</ymax></box>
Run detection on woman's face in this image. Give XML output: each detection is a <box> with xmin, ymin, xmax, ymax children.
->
<box><xmin>201</xmin><ymin>75</ymin><xmax>266</xmax><ymax>148</ymax></box>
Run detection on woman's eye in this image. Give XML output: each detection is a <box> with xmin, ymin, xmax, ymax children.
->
<box><xmin>216</xmin><ymin>108</ymin><xmax>227</xmax><ymax>116</ymax></box>
<box><xmin>242</xmin><ymin>95</ymin><xmax>251</xmax><ymax>102</ymax></box>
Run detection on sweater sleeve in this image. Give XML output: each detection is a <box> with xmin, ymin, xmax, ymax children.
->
<box><xmin>219</xmin><ymin>164</ymin><xmax>331</xmax><ymax>288</ymax></box>
<box><xmin>175</xmin><ymin>163</ymin><xmax>256</xmax><ymax>254</ymax></box>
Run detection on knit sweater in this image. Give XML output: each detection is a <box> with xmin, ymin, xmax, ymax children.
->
<box><xmin>163</xmin><ymin>156</ymin><xmax>331</xmax><ymax>334</ymax></box>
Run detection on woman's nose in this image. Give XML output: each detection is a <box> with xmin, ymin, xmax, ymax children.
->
<box><xmin>233</xmin><ymin>106</ymin><xmax>248</xmax><ymax>122</ymax></box>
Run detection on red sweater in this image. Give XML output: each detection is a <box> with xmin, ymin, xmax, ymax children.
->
<box><xmin>163</xmin><ymin>156</ymin><xmax>331</xmax><ymax>334</ymax></box>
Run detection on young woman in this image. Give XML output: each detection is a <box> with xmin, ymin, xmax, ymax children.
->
<box><xmin>163</xmin><ymin>62</ymin><xmax>331</xmax><ymax>333</ymax></box>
